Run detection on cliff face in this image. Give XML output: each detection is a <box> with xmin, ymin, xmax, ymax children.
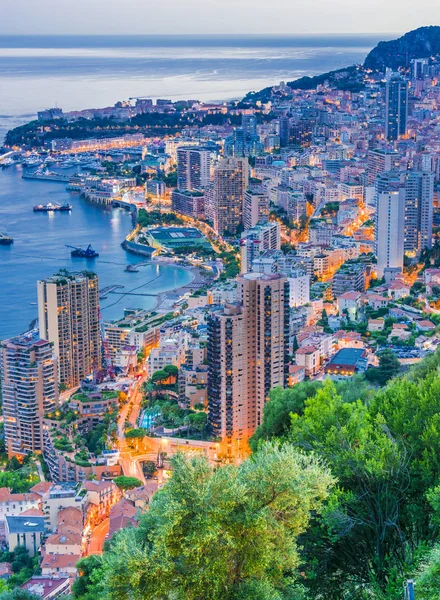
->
<box><xmin>364</xmin><ymin>26</ymin><xmax>440</xmax><ymax>71</ymax></box>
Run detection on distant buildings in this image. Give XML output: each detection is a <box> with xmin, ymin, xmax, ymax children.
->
<box><xmin>243</xmin><ymin>189</ymin><xmax>269</xmax><ymax>230</ymax></box>
<box><xmin>288</xmin><ymin>270</ymin><xmax>310</xmax><ymax>308</ymax></box>
<box><xmin>207</xmin><ymin>273</ymin><xmax>289</xmax><ymax>446</ymax></box>
<box><xmin>240</xmin><ymin>221</ymin><xmax>281</xmax><ymax>273</ymax></box>
<box><xmin>0</xmin><ymin>333</ymin><xmax>59</xmax><ymax>456</ymax></box>
<box><xmin>37</xmin><ymin>272</ymin><xmax>101</xmax><ymax>388</ymax></box>
<box><xmin>367</xmin><ymin>149</ymin><xmax>400</xmax><ymax>185</ymax></box>
<box><xmin>171</xmin><ymin>189</ymin><xmax>205</xmax><ymax>219</ymax></box>
<box><xmin>332</xmin><ymin>261</ymin><xmax>366</xmax><ymax>297</ymax></box>
<box><xmin>37</xmin><ymin>107</ymin><xmax>63</xmax><ymax>121</ymax></box>
<box><xmin>404</xmin><ymin>171</ymin><xmax>434</xmax><ymax>254</ymax></box>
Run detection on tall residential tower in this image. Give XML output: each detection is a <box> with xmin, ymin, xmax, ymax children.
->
<box><xmin>385</xmin><ymin>76</ymin><xmax>408</xmax><ymax>141</ymax></box>
<box><xmin>208</xmin><ymin>273</ymin><xmax>289</xmax><ymax>450</ymax></box>
<box><xmin>38</xmin><ymin>272</ymin><xmax>101</xmax><ymax>388</ymax></box>
<box><xmin>1</xmin><ymin>333</ymin><xmax>58</xmax><ymax>456</ymax></box>
<box><xmin>213</xmin><ymin>157</ymin><xmax>248</xmax><ymax>235</ymax></box>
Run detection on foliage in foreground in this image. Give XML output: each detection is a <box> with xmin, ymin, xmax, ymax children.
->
<box><xmin>252</xmin><ymin>349</ymin><xmax>440</xmax><ymax>599</ymax></box>
<box><xmin>74</xmin><ymin>442</ymin><xmax>334</xmax><ymax>600</ymax></box>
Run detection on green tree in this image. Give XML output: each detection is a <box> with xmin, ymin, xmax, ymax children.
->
<box><xmin>125</xmin><ymin>428</ymin><xmax>146</xmax><ymax>439</ymax></box>
<box><xmin>188</xmin><ymin>411</ymin><xmax>207</xmax><ymax>439</ymax></box>
<box><xmin>291</xmin><ymin>335</ymin><xmax>299</xmax><ymax>354</ymax></box>
<box><xmin>413</xmin><ymin>544</ymin><xmax>440</xmax><ymax>599</ymax></box>
<box><xmin>73</xmin><ymin>554</ymin><xmax>104</xmax><ymax>600</ymax></box>
<box><xmin>287</xmin><ymin>380</ymin><xmax>411</xmax><ymax>597</ymax></box>
<box><xmin>250</xmin><ymin>382</ymin><xmax>321</xmax><ymax>451</ymax></box>
<box><xmin>366</xmin><ymin>348</ymin><xmax>401</xmax><ymax>385</ymax></box>
<box><xmin>6</xmin><ymin>456</ymin><xmax>21</xmax><ymax>472</ymax></box>
<box><xmin>99</xmin><ymin>442</ymin><xmax>334</xmax><ymax>600</ymax></box>
<box><xmin>142</xmin><ymin>460</ymin><xmax>156</xmax><ymax>478</ymax></box>
<box><xmin>0</xmin><ymin>590</ymin><xmax>40</xmax><ymax>600</ymax></box>
<box><xmin>113</xmin><ymin>476</ymin><xmax>143</xmax><ymax>491</ymax></box>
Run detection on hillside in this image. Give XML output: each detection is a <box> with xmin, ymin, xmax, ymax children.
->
<box><xmin>244</xmin><ymin>26</ymin><xmax>440</xmax><ymax>102</ymax></box>
<box><xmin>364</xmin><ymin>25</ymin><xmax>440</xmax><ymax>71</ymax></box>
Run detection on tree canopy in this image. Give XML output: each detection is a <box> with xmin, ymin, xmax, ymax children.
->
<box><xmin>75</xmin><ymin>442</ymin><xmax>334</xmax><ymax>600</ymax></box>
<box><xmin>113</xmin><ymin>476</ymin><xmax>143</xmax><ymax>491</ymax></box>
<box><xmin>250</xmin><ymin>349</ymin><xmax>440</xmax><ymax>598</ymax></box>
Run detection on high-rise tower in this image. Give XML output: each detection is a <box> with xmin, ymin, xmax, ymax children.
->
<box><xmin>385</xmin><ymin>76</ymin><xmax>408</xmax><ymax>141</ymax></box>
<box><xmin>213</xmin><ymin>157</ymin><xmax>248</xmax><ymax>235</ymax></box>
<box><xmin>38</xmin><ymin>272</ymin><xmax>101</xmax><ymax>388</ymax></box>
<box><xmin>207</xmin><ymin>273</ymin><xmax>289</xmax><ymax>447</ymax></box>
<box><xmin>1</xmin><ymin>333</ymin><xmax>58</xmax><ymax>456</ymax></box>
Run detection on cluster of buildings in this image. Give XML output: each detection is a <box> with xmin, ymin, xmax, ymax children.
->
<box><xmin>0</xmin><ymin>479</ymin><xmax>148</xmax><ymax>597</ymax></box>
<box><xmin>5</xmin><ymin>47</ymin><xmax>440</xmax><ymax>594</ymax></box>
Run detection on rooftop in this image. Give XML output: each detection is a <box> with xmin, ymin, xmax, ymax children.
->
<box><xmin>6</xmin><ymin>515</ymin><xmax>45</xmax><ymax>534</ymax></box>
<box><xmin>21</xmin><ymin>577</ymin><xmax>70</xmax><ymax>599</ymax></box>
<box><xmin>327</xmin><ymin>348</ymin><xmax>366</xmax><ymax>367</ymax></box>
<box><xmin>147</xmin><ymin>226</ymin><xmax>204</xmax><ymax>241</ymax></box>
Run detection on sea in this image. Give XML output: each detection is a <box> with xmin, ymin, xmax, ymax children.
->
<box><xmin>0</xmin><ymin>34</ymin><xmax>390</xmax><ymax>339</ymax></box>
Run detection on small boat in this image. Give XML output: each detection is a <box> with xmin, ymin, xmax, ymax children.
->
<box><xmin>0</xmin><ymin>232</ymin><xmax>13</xmax><ymax>245</ymax></box>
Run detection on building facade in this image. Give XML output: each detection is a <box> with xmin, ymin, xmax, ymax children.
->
<box><xmin>176</xmin><ymin>147</ymin><xmax>211</xmax><ymax>190</ymax></box>
<box><xmin>208</xmin><ymin>274</ymin><xmax>289</xmax><ymax>447</ymax></box>
<box><xmin>385</xmin><ymin>76</ymin><xmax>409</xmax><ymax>141</ymax></box>
<box><xmin>404</xmin><ymin>171</ymin><xmax>434</xmax><ymax>254</ymax></box>
<box><xmin>0</xmin><ymin>333</ymin><xmax>58</xmax><ymax>456</ymax></box>
<box><xmin>243</xmin><ymin>189</ymin><xmax>269</xmax><ymax>230</ymax></box>
<box><xmin>240</xmin><ymin>221</ymin><xmax>281</xmax><ymax>273</ymax></box>
<box><xmin>213</xmin><ymin>157</ymin><xmax>248</xmax><ymax>235</ymax></box>
<box><xmin>375</xmin><ymin>190</ymin><xmax>405</xmax><ymax>277</ymax></box>
<box><xmin>37</xmin><ymin>272</ymin><xmax>101</xmax><ymax>388</ymax></box>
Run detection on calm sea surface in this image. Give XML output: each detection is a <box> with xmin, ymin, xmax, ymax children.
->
<box><xmin>0</xmin><ymin>34</ymin><xmax>389</xmax><ymax>338</ymax></box>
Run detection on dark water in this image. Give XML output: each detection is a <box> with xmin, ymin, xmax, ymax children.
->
<box><xmin>0</xmin><ymin>34</ymin><xmax>388</xmax><ymax>131</ymax></box>
<box><xmin>0</xmin><ymin>166</ymin><xmax>192</xmax><ymax>339</ymax></box>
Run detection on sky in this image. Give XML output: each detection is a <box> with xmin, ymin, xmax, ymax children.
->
<box><xmin>0</xmin><ymin>0</ymin><xmax>439</xmax><ymax>35</ymax></box>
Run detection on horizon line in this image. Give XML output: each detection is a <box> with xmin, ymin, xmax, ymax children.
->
<box><xmin>0</xmin><ymin>32</ymin><xmax>400</xmax><ymax>37</ymax></box>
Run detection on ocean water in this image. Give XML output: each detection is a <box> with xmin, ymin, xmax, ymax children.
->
<box><xmin>0</xmin><ymin>34</ymin><xmax>389</xmax><ymax>339</ymax></box>
<box><xmin>0</xmin><ymin>34</ymin><xmax>389</xmax><ymax>133</ymax></box>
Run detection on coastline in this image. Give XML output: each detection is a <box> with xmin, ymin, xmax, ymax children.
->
<box><xmin>150</xmin><ymin>258</ymin><xmax>210</xmax><ymax>311</ymax></box>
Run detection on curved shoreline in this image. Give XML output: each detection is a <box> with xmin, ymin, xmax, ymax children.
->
<box><xmin>150</xmin><ymin>259</ymin><xmax>208</xmax><ymax>311</ymax></box>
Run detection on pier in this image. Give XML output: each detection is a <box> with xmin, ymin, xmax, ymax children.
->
<box><xmin>99</xmin><ymin>285</ymin><xmax>124</xmax><ymax>300</ymax></box>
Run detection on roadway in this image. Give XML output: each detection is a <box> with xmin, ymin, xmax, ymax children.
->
<box><xmin>117</xmin><ymin>372</ymin><xmax>148</xmax><ymax>483</ymax></box>
<box><xmin>87</xmin><ymin>518</ymin><xmax>109</xmax><ymax>555</ymax></box>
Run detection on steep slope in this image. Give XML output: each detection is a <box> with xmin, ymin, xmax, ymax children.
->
<box><xmin>364</xmin><ymin>26</ymin><xmax>440</xmax><ymax>70</ymax></box>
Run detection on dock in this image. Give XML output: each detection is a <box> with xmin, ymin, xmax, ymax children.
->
<box><xmin>99</xmin><ymin>285</ymin><xmax>124</xmax><ymax>300</ymax></box>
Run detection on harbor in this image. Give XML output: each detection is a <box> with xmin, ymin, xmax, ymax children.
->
<box><xmin>0</xmin><ymin>164</ymin><xmax>193</xmax><ymax>338</ymax></box>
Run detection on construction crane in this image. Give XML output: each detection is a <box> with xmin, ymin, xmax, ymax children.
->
<box><xmin>65</xmin><ymin>244</ymin><xmax>99</xmax><ymax>259</ymax></box>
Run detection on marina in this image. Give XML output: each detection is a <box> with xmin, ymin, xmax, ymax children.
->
<box><xmin>0</xmin><ymin>165</ymin><xmax>193</xmax><ymax>338</ymax></box>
